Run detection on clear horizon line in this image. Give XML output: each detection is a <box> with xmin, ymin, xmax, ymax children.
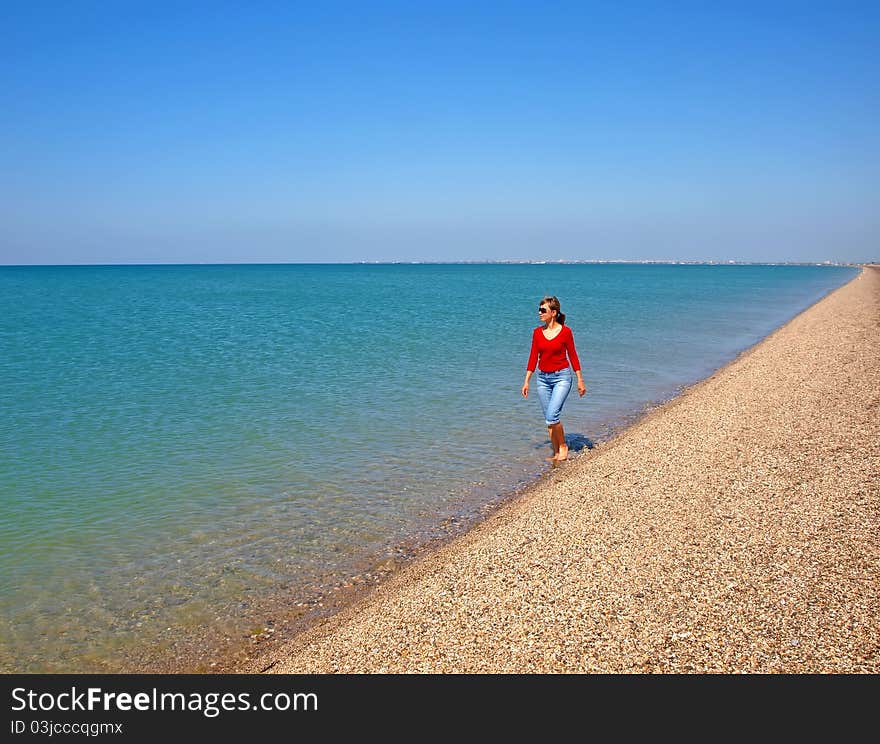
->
<box><xmin>0</xmin><ymin>259</ymin><xmax>863</xmax><ymax>268</ymax></box>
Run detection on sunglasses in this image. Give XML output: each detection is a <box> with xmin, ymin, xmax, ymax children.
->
<box><xmin>538</xmin><ymin>306</ymin><xmax>551</xmax><ymax>313</ymax></box>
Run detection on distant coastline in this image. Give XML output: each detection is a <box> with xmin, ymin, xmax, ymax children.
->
<box><xmin>1</xmin><ymin>259</ymin><xmax>865</xmax><ymax>267</ymax></box>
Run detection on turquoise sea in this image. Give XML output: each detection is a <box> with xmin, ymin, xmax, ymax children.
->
<box><xmin>0</xmin><ymin>263</ymin><xmax>858</xmax><ymax>671</ymax></box>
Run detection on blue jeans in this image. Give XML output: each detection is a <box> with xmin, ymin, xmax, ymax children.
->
<box><xmin>535</xmin><ymin>367</ymin><xmax>572</xmax><ymax>425</ymax></box>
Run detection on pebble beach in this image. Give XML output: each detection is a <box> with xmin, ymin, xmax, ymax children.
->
<box><xmin>243</xmin><ymin>265</ymin><xmax>879</xmax><ymax>673</ymax></box>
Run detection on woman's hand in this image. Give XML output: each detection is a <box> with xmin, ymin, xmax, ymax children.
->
<box><xmin>576</xmin><ymin>374</ymin><xmax>586</xmax><ymax>397</ymax></box>
<box><xmin>522</xmin><ymin>371</ymin><xmax>532</xmax><ymax>398</ymax></box>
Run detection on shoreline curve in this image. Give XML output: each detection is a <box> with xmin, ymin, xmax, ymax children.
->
<box><xmin>235</xmin><ymin>265</ymin><xmax>878</xmax><ymax>673</ymax></box>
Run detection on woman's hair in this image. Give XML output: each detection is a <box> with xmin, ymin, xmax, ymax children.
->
<box><xmin>541</xmin><ymin>295</ymin><xmax>566</xmax><ymax>325</ymax></box>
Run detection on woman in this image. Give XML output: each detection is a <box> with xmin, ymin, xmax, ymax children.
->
<box><xmin>521</xmin><ymin>296</ymin><xmax>586</xmax><ymax>461</ymax></box>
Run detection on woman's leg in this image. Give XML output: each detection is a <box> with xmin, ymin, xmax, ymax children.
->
<box><xmin>550</xmin><ymin>422</ymin><xmax>569</xmax><ymax>460</ymax></box>
<box><xmin>545</xmin><ymin>371</ymin><xmax>572</xmax><ymax>460</ymax></box>
<box><xmin>535</xmin><ymin>374</ymin><xmax>556</xmax><ymax>458</ymax></box>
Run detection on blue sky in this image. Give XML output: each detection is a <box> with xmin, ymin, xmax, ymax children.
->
<box><xmin>1</xmin><ymin>1</ymin><xmax>877</xmax><ymax>263</ymax></box>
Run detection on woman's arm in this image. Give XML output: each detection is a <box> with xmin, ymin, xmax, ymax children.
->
<box><xmin>574</xmin><ymin>368</ymin><xmax>586</xmax><ymax>397</ymax></box>
<box><xmin>565</xmin><ymin>328</ymin><xmax>587</xmax><ymax>397</ymax></box>
<box><xmin>522</xmin><ymin>330</ymin><xmax>539</xmax><ymax>397</ymax></box>
<box><xmin>521</xmin><ymin>369</ymin><xmax>533</xmax><ymax>398</ymax></box>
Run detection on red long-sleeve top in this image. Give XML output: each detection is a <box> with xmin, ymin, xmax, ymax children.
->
<box><xmin>527</xmin><ymin>325</ymin><xmax>581</xmax><ymax>373</ymax></box>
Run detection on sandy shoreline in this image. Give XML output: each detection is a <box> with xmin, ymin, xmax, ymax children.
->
<box><xmin>238</xmin><ymin>266</ymin><xmax>879</xmax><ymax>673</ymax></box>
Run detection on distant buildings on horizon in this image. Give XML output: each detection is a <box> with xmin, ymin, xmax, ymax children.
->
<box><xmin>354</xmin><ymin>259</ymin><xmax>859</xmax><ymax>266</ymax></box>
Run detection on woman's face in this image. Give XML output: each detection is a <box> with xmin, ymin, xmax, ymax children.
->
<box><xmin>538</xmin><ymin>303</ymin><xmax>554</xmax><ymax>323</ymax></box>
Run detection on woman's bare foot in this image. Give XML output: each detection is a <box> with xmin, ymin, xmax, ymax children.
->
<box><xmin>555</xmin><ymin>445</ymin><xmax>569</xmax><ymax>461</ymax></box>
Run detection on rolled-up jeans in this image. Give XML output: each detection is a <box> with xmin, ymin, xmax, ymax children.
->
<box><xmin>535</xmin><ymin>367</ymin><xmax>572</xmax><ymax>425</ymax></box>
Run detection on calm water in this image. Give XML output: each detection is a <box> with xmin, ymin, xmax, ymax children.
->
<box><xmin>0</xmin><ymin>263</ymin><xmax>857</xmax><ymax>671</ymax></box>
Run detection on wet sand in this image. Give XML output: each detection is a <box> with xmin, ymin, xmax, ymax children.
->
<box><xmin>241</xmin><ymin>266</ymin><xmax>879</xmax><ymax>673</ymax></box>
